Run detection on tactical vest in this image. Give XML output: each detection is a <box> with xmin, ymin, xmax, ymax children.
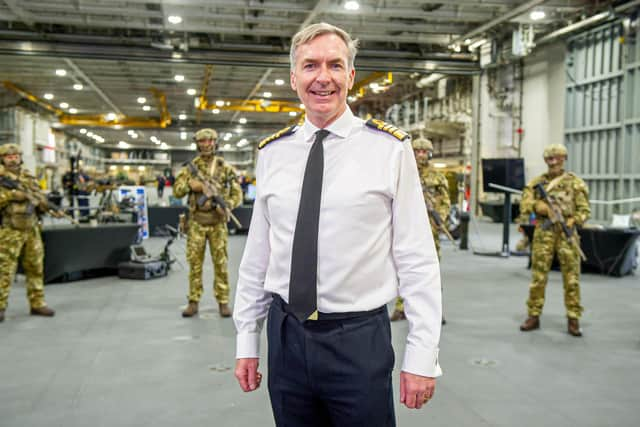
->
<box><xmin>189</xmin><ymin>157</ymin><xmax>228</xmax><ymax>226</ymax></box>
<box><xmin>1</xmin><ymin>200</ymin><xmax>37</xmax><ymax>230</ymax></box>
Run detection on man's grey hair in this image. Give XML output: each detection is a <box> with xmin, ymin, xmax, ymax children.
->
<box><xmin>289</xmin><ymin>22</ymin><xmax>359</xmax><ymax>71</ymax></box>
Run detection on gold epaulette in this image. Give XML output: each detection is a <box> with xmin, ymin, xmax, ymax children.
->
<box><xmin>365</xmin><ymin>118</ymin><xmax>409</xmax><ymax>141</ymax></box>
<box><xmin>258</xmin><ymin>125</ymin><xmax>298</xmax><ymax>150</ymax></box>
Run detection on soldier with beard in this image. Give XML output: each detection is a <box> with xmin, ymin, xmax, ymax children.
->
<box><xmin>519</xmin><ymin>144</ymin><xmax>590</xmax><ymax>337</ymax></box>
<box><xmin>0</xmin><ymin>143</ymin><xmax>55</xmax><ymax>323</ymax></box>
<box><xmin>390</xmin><ymin>137</ymin><xmax>450</xmax><ymax>323</ymax></box>
<box><xmin>173</xmin><ymin>129</ymin><xmax>242</xmax><ymax>318</ymax></box>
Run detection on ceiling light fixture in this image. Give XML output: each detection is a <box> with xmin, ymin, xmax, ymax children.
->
<box><xmin>174</xmin><ymin>74</ymin><xmax>185</xmax><ymax>82</ymax></box>
<box><xmin>530</xmin><ymin>10</ymin><xmax>546</xmax><ymax>20</ymax></box>
<box><xmin>179</xmin><ymin>113</ymin><xmax>187</xmax><ymax>120</ymax></box>
<box><xmin>186</xmin><ymin>88</ymin><xmax>197</xmax><ymax>96</ymax></box>
<box><xmin>344</xmin><ymin>1</ymin><xmax>360</xmax><ymax>11</ymax></box>
<box><xmin>168</xmin><ymin>15</ymin><xmax>183</xmax><ymax>24</ymax></box>
<box><xmin>137</xmin><ymin>97</ymin><xmax>146</xmax><ymax>104</ymax></box>
<box><xmin>55</xmin><ymin>69</ymin><xmax>67</xmax><ymax>76</ymax></box>
<box><xmin>59</xmin><ymin>102</ymin><xmax>69</xmax><ymax>109</ymax></box>
<box><xmin>142</xmin><ymin>105</ymin><xmax>151</xmax><ymax>111</ymax></box>
<box><xmin>160</xmin><ymin>142</ymin><xmax>169</xmax><ymax>150</ymax></box>
<box><xmin>190</xmin><ymin>143</ymin><xmax>196</xmax><ymax>150</ymax></box>
<box><xmin>106</xmin><ymin>112</ymin><xmax>117</xmax><ymax>121</ymax></box>
<box><xmin>274</xmin><ymin>79</ymin><xmax>285</xmax><ymax>86</ymax></box>
<box><xmin>73</xmin><ymin>84</ymin><xmax>83</xmax><ymax>90</ymax></box>
<box><xmin>180</xmin><ymin>132</ymin><xmax>187</xmax><ymax>140</ymax></box>
<box><xmin>212</xmin><ymin>108</ymin><xmax>220</xmax><ymax>114</ymax></box>
<box><xmin>215</xmin><ymin>100</ymin><xmax>225</xmax><ymax>107</ymax></box>
<box><xmin>289</xmin><ymin>111</ymin><xmax>297</xmax><ymax>117</ymax></box>
<box><xmin>69</xmin><ymin>108</ymin><xmax>78</xmax><ymax>114</ymax></box>
<box><xmin>80</xmin><ymin>129</ymin><xmax>87</xmax><ymax>134</ymax></box>
<box><xmin>44</xmin><ymin>93</ymin><xmax>54</xmax><ymax>100</ymax></box>
<box><xmin>263</xmin><ymin>91</ymin><xmax>272</xmax><ymax>98</ymax></box>
<box><xmin>239</xmin><ymin>117</ymin><xmax>247</xmax><ymax>124</ymax></box>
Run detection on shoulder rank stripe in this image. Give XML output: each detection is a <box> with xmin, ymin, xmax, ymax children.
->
<box><xmin>365</xmin><ymin>118</ymin><xmax>409</xmax><ymax>141</ymax></box>
<box><xmin>258</xmin><ymin>125</ymin><xmax>298</xmax><ymax>150</ymax></box>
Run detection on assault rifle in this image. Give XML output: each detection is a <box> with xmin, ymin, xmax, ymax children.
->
<box><xmin>186</xmin><ymin>162</ymin><xmax>242</xmax><ymax>228</ymax></box>
<box><xmin>534</xmin><ymin>183</ymin><xmax>586</xmax><ymax>261</ymax></box>
<box><xmin>0</xmin><ymin>173</ymin><xmax>76</xmax><ymax>223</ymax></box>
<box><xmin>424</xmin><ymin>191</ymin><xmax>455</xmax><ymax>242</ymax></box>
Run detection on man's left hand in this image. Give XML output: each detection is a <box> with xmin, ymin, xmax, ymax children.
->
<box><xmin>400</xmin><ymin>371</ymin><xmax>436</xmax><ymax>409</ymax></box>
<box><xmin>566</xmin><ymin>217</ymin><xmax>575</xmax><ymax>229</ymax></box>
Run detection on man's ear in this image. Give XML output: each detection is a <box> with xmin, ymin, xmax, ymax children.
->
<box><xmin>290</xmin><ymin>70</ymin><xmax>297</xmax><ymax>91</ymax></box>
<box><xmin>348</xmin><ymin>68</ymin><xmax>355</xmax><ymax>90</ymax></box>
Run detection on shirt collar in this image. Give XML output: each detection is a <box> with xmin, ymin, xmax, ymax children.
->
<box><xmin>301</xmin><ymin>107</ymin><xmax>356</xmax><ymax>142</ymax></box>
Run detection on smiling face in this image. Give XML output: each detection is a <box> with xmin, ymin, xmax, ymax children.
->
<box><xmin>544</xmin><ymin>155</ymin><xmax>566</xmax><ymax>176</ymax></box>
<box><xmin>290</xmin><ymin>33</ymin><xmax>355</xmax><ymax>129</ymax></box>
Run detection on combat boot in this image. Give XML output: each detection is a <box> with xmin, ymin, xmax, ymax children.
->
<box><xmin>519</xmin><ymin>315</ymin><xmax>539</xmax><ymax>331</ymax></box>
<box><xmin>30</xmin><ymin>306</ymin><xmax>55</xmax><ymax>317</ymax></box>
<box><xmin>567</xmin><ymin>318</ymin><xmax>582</xmax><ymax>337</ymax></box>
<box><xmin>0</xmin><ymin>309</ymin><xmax>5</xmax><ymax>323</ymax></box>
<box><xmin>389</xmin><ymin>309</ymin><xmax>406</xmax><ymax>322</ymax></box>
<box><xmin>218</xmin><ymin>303</ymin><xmax>231</xmax><ymax>318</ymax></box>
<box><xmin>182</xmin><ymin>302</ymin><xmax>199</xmax><ymax>318</ymax></box>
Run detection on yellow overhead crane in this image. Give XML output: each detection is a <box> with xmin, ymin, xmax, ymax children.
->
<box><xmin>3</xmin><ymin>81</ymin><xmax>172</xmax><ymax>128</ymax></box>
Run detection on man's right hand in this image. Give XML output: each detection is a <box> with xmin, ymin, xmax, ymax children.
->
<box><xmin>11</xmin><ymin>190</ymin><xmax>27</xmax><ymax>201</ymax></box>
<box><xmin>534</xmin><ymin>200</ymin><xmax>550</xmax><ymax>217</ymax></box>
<box><xmin>189</xmin><ymin>179</ymin><xmax>204</xmax><ymax>193</ymax></box>
<box><xmin>235</xmin><ymin>358</ymin><xmax>262</xmax><ymax>392</ymax></box>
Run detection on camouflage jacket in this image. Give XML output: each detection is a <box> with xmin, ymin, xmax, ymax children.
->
<box><xmin>174</xmin><ymin>155</ymin><xmax>243</xmax><ymax>218</ymax></box>
<box><xmin>0</xmin><ymin>167</ymin><xmax>46</xmax><ymax>228</ymax></box>
<box><xmin>419</xmin><ymin>164</ymin><xmax>451</xmax><ymax>224</ymax></box>
<box><xmin>520</xmin><ymin>171</ymin><xmax>590</xmax><ymax>227</ymax></box>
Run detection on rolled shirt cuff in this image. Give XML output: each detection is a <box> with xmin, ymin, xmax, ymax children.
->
<box><xmin>236</xmin><ymin>332</ymin><xmax>261</xmax><ymax>359</ymax></box>
<box><xmin>402</xmin><ymin>345</ymin><xmax>442</xmax><ymax>378</ymax></box>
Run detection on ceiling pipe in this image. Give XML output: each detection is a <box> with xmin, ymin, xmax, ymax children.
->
<box><xmin>64</xmin><ymin>58</ymin><xmax>123</xmax><ymax>115</ymax></box>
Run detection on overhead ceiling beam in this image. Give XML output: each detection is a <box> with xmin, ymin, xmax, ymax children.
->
<box><xmin>451</xmin><ymin>0</ymin><xmax>549</xmax><ymax>46</ymax></box>
<box><xmin>229</xmin><ymin>69</ymin><xmax>273</xmax><ymax>123</ymax></box>
<box><xmin>63</xmin><ymin>58</ymin><xmax>123</xmax><ymax>115</ymax></box>
<box><xmin>3</xmin><ymin>0</ymin><xmax>35</xmax><ymax>27</ymax></box>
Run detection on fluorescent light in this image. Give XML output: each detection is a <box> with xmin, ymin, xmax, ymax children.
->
<box><xmin>106</xmin><ymin>112</ymin><xmax>117</xmax><ymax>121</ymax></box>
<box><xmin>150</xmin><ymin>136</ymin><xmax>159</xmax><ymax>143</ymax></box>
<box><xmin>180</xmin><ymin>132</ymin><xmax>187</xmax><ymax>140</ymax></box>
<box><xmin>299</xmin><ymin>103</ymin><xmax>305</xmax><ymax>109</ymax></box>
<box><xmin>275</xmin><ymin>79</ymin><xmax>285</xmax><ymax>85</ymax></box>
<box><xmin>178</xmin><ymin>113</ymin><xmax>187</xmax><ymax>120</ymax></box>
<box><xmin>142</xmin><ymin>105</ymin><xmax>151</xmax><ymax>111</ymax></box>
<box><xmin>190</xmin><ymin>143</ymin><xmax>196</xmax><ymax>150</ymax></box>
<box><xmin>174</xmin><ymin>74</ymin><xmax>185</xmax><ymax>82</ymax></box>
<box><xmin>344</xmin><ymin>1</ymin><xmax>360</xmax><ymax>11</ymax></box>
<box><xmin>369</xmin><ymin>82</ymin><xmax>379</xmax><ymax>89</ymax></box>
<box><xmin>160</xmin><ymin>142</ymin><xmax>169</xmax><ymax>149</ymax></box>
<box><xmin>73</xmin><ymin>83</ymin><xmax>83</xmax><ymax>90</ymax></box>
<box><xmin>168</xmin><ymin>15</ymin><xmax>182</xmax><ymax>24</ymax></box>
<box><xmin>79</xmin><ymin>128</ymin><xmax>87</xmax><ymax>134</ymax></box>
<box><xmin>69</xmin><ymin>108</ymin><xmax>78</xmax><ymax>114</ymax></box>
<box><xmin>187</xmin><ymin>88</ymin><xmax>197</xmax><ymax>96</ymax></box>
<box><xmin>223</xmin><ymin>143</ymin><xmax>231</xmax><ymax>150</ymax></box>
<box><xmin>530</xmin><ymin>10</ymin><xmax>545</xmax><ymax>21</ymax></box>
<box><xmin>137</xmin><ymin>97</ymin><xmax>146</xmax><ymax>104</ymax></box>
<box><xmin>237</xmin><ymin>138</ymin><xmax>249</xmax><ymax>147</ymax></box>
<box><xmin>86</xmin><ymin>132</ymin><xmax>94</xmax><ymax>137</ymax></box>
<box><xmin>55</xmin><ymin>69</ymin><xmax>67</xmax><ymax>76</ymax></box>
<box><xmin>131</xmin><ymin>133</ymin><xmax>138</xmax><ymax>139</ymax></box>
<box><xmin>239</xmin><ymin>117</ymin><xmax>247</xmax><ymax>124</ymax></box>
<box><xmin>59</xmin><ymin>102</ymin><xmax>69</xmax><ymax>109</ymax></box>
<box><xmin>263</xmin><ymin>91</ymin><xmax>272</xmax><ymax>98</ymax></box>
<box><xmin>212</xmin><ymin>108</ymin><xmax>220</xmax><ymax>114</ymax></box>
<box><xmin>215</xmin><ymin>100</ymin><xmax>225</xmax><ymax>107</ymax></box>
<box><xmin>118</xmin><ymin>141</ymin><xmax>130</xmax><ymax>149</ymax></box>
<box><xmin>44</xmin><ymin>93</ymin><xmax>54</xmax><ymax>100</ymax></box>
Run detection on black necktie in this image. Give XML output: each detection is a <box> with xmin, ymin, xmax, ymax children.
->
<box><xmin>289</xmin><ymin>129</ymin><xmax>330</xmax><ymax>322</ymax></box>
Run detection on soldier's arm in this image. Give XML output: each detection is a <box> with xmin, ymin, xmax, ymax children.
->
<box><xmin>172</xmin><ymin>167</ymin><xmax>191</xmax><ymax>198</ymax></box>
<box><xmin>437</xmin><ymin>174</ymin><xmax>451</xmax><ymax>221</ymax></box>
<box><xmin>226</xmin><ymin>165</ymin><xmax>244</xmax><ymax>209</ymax></box>
<box><xmin>0</xmin><ymin>186</ymin><xmax>13</xmax><ymax>209</ymax></box>
<box><xmin>573</xmin><ymin>178</ymin><xmax>591</xmax><ymax>226</ymax></box>
<box><xmin>519</xmin><ymin>181</ymin><xmax>536</xmax><ymax>218</ymax></box>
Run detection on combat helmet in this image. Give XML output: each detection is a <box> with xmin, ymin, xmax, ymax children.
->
<box><xmin>194</xmin><ymin>128</ymin><xmax>218</xmax><ymax>141</ymax></box>
<box><xmin>0</xmin><ymin>143</ymin><xmax>22</xmax><ymax>156</ymax></box>
<box><xmin>543</xmin><ymin>144</ymin><xmax>568</xmax><ymax>158</ymax></box>
<box><xmin>412</xmin><ymin>137</ymin><xmax>433</xmax><ymax>151</ymax></box>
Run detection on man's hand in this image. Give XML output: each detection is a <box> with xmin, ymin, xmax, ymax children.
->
<box><xmin>566</xmin><ymin>217</ymin><xmax>575</xmax><ymax>229</ymax></box>
<box><xmin>235</xmin><ymin>358</ymin><xmax>262</xmax><ymax>392</ymax></box>
<box><xmin>400</xmin><ymin>371</ymin><xmax>436</xmax><ymax>409</ymax></box>
<box><xmin>534</xmin><ymin>200</ymin><xmax>550</xmax><ymax>217</ymax></box>
<box><xmin>189</xmin><ymin>179</ymin><xmax>204</xmax><ymax>193</ymax></box>
<box><xmin>11</xmin><ymin>190</ymin><xmax>27</xmax><ymax>201</ymax></box>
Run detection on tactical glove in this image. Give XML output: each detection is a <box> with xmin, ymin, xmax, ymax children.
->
<box><xmin>534</xmin><ymin>200</ymin><xmax>550</xmax><ymax>217</ymax></box>
<box><xmin>189</xmin><ymin>179</ymin><xmax>204</xmax><ymax>193</ymax></box>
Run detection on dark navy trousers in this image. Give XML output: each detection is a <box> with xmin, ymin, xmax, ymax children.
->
<box><xmin>267</xmin><ymin>295</ymin><xmax>396</xmax><ymax>427</ymax></box>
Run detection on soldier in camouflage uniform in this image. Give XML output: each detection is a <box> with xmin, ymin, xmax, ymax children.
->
<box><xmin>173</xmin><ymin>129</ymin><xmax>243</xmax><ymax>318</ymax></box>
<box><xmin>390</xmin><ymin>137</ymin><xmax>450</xmax><ymax>322</ymax></box>
<box><xmin>519</xmin><ymin>144</ymin><xmax>590</xmax><ymax>337</ymax></box>
<box><xmin>0</xmin><ymin>143</ymin><xmax>55</xmax><ymax>323</ymax></box>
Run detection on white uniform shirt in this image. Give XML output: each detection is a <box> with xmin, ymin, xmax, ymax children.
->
<box><xmin>233</xmin><ymin>108</ymin><xmax>442</xmax><ymax>377</ymax></box>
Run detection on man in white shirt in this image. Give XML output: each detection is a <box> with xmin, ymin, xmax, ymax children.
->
<box><xmin>233</xmin><ymin>22</ymin><xmax>442</xmax><ymax>426</ymax></box>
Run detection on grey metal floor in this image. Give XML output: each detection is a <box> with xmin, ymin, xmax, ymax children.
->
<box><xmin>1</xmin><ymin>220</ymin><xmax>639</xmax><ymax>427</ymax></box>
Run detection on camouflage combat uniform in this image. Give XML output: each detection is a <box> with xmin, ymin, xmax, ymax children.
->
<box><xmin>520</xmin><ymin>172</ymin><xmax>590</xmax><ymax>319</ymax></box>
<box><xmin>174</xmin><ymin>155</ymin><xmax>242</xmax><ymax>305</ymax></box>
<box><xmin>394</xmin><ymin>163</ymin><xmax>450</xmax><ymax>313</ymax></box>
<box><xmin>0</xmin><ymin>168</ymin><xmax>49</xmax><ymax>312</ymax></box>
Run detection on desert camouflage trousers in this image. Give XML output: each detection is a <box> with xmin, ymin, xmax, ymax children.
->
<box><xmin>0</xmin><ymin>226</ymin><xmax>46</xmax><ymax>310</ymax></box>
<box><xmin>526</xmin><ymin>226</ymin><xmax>583</xmax><ymax>319</ymax></box>
<box><xmin>395</xmin><ymin>223</ymin><xmax>441</xmax><ymax>312</ymax></box>
<box><xmin>186</xmin><ymin>221</ymin><xmax>230</xmax><ymax>304</ymax></box>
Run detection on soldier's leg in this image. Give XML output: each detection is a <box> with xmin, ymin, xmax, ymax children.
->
<box><xmin>0</xmin><ymin>229</ymin><xmax>25</xmax><ymax>311</ymax></box>
<box><xmin>557</xmin><ymin>238</ymin><xmax>583</xmax><ymax>319</ymax></box>
<box><xmin>209</xmin><ymin>222</ymin><xmax>230</xmax><ymax>304</ymax></box>
<box><xmin>20</xmin><ymin>228</ymin><xmax>46</xmax><ymax>309</ymax></box>
<box><xmin>186</xmin><ymin>221</ymin><xmax>208</xmax><ymax>303</ymax></box>
<box><xmin>526</xmin><ymin>228</ymin><xmax>556</xmax><ymax>317</ymax></box>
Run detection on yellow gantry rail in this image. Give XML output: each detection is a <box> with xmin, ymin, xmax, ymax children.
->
<box><xmin>198</xmin><ymin>98</ymin><xmax>304</xmax><ymax>113</ymax></box>
<box><xmin>3</xmin><ymin>81</ymin><xmax>171</xmax><ymax>128</ymax></box>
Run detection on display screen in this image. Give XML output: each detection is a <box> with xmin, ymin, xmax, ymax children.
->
<box><xmin>482</xmin><ymin>158</ymin><xmax>525</xmax><ymax>193</ymax></box>
<box><xmin>132</xmin><ymin>246</ymin><xmax>147</xmax><ymax>256</ymax></box>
